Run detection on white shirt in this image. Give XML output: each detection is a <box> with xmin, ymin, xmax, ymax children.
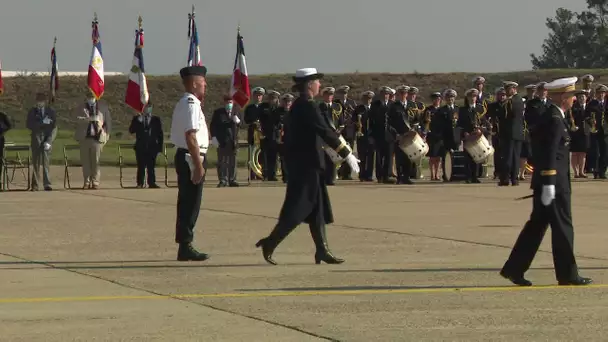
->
<box><xmin>170</xmin><ymin>93</ymin><xmax>209</xmax><ymax>153</ymax></box>
<box><xmin>555</xmin><ymin>105</ymin><xmax>565</xmax><ymax>118</ymax></box>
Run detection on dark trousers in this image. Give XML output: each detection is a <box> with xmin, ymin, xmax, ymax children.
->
<box><xmin>500</xmin><ymin>139</ymin><xmax>522</xmax><ymax>183</ymax></box>
<box><xmin>465</xmin><ymin>152</ymin><xmax>479</xmax><ymax>181</ymax></box>
<box><xmin>356</xmin><ymin>137</ymin><xmax>374</xmax><ymax>180</ymax></box>
<box><xmin>375</xmin><ymin>140</ymin><xmax>393</xmax><ymax>181</ymax></box>
<box><xmin>501</xmin><ymin>191</ymin><xmax>578</xmax><ymax>282</ymax></box>
<box><xmin>174</xmin><ymin>149</ymin><xmax>206</xmax><ymax>244</ymax></box>
<box><xmin>586</xmin><ymin>136</ymin><xmax>598</xmax><ymax>173</ymax></box>
<box><xmin>492</xmin><ymin>136</ymin><xmax>501</xmax><ymax>176</ymax></box>
<box><xmin>394</xmin><ymin>146</ymin><xmax>411</xmax><ymax>182</ymax></box>
<box><xmin>592</xmin><ymin>134</ymin><xmax>607</xmax><ymax>177</ymax></box>
<box><xmin>263</xmin><ymin>140</ymin><xmax>279</xmax><ymax>180</ymax></box>
<box><xmin>136</xmin><ymin>150</ymin><xmax>158</xmax><ymax>186</ymax></box>
<box><xmin>324</xmin><ymin>154</ymin><xmax>336</xmax><ymax>184</ymax></box>
<box><xmin>278</xmin><ymin>144</ymin><xmax>288</xmax><ymax>182</ymax></box>
<box><xmin>338</xmin><ymin>139</ymin><xmax>355</xmax><ymax>180</ymax></box>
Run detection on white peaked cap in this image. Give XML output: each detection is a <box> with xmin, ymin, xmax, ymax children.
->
<box><xmin>545</xmin><ymin>77</ymin><xmax>578</xmax><ymax>93</ymax></box>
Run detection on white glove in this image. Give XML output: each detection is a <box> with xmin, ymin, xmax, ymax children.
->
<box><xmin>211</xmin><ymin>137</ymin><xmax>219</xmax><ymax>147</ymax></box>
<box><xmin>345</xmin><ymin>153</ymin><xmax>360</xmax><ymax>174</ymax></box>
<box><xmin>232</xmin><ymin>115</ymin><xmax>240</xmax><ymax>124</ymax></box>
<box><xmin>138</xmin><ymin>116</ymin><xmax>143</xmax><ymax>122</ymax></box>
<box><xmin>43</xmin><ymin>142</ymin><xmax>51</xmax><ymax>151</ymax></box>
<box><xmin>541</xmin><ymin>185</ymin><xmax>555</xmax><ymax>206</ymax></box>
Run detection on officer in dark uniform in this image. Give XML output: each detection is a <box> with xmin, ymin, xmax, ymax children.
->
<box><xmin>501</xmin><ymin>76</ymin><xmax>592</xmax><ymax>287</ymax></box>
<box><xmin>425</xmin><ymin>92</ymin><xmax>444</xmax><ymax>181</ymax></box>
<box><xmin>255</xmin><ymin>68</ymin><xmax>360</xmax><ymax>265</ymax></box>
<box><xmin>129</xmin><ymin>99</ymin><xmax>164</xmax><ymax>188</ymax></box>
<box><xmin>518</xmin><ymin>84</ymin><xmax>537</xmax><ymax>180</ymax></box>
<box><xmin>521</xmin><ymin>82</ymin><xmax>550</xmax><ymax>176</ymax></box>
<box><xmin>388</xmin><ymin>85</ymin><xmax>415</xmax><ymax>184</ymax></box>
<box><xmin>210</xmin><ymin>94</ymin><xmax>241</xmax><ymax>187</ymax></box>
<box><xmin>335</xmin><ymin>85</ymin><xmax>357</xmax><ymax>180</ymax></box>
<box><xmin>487</xmin><ymin>87</ymin><xmax>506</xmax><ymax>179</ymax></box>
<box><xmin>458</xmin><ymin>88</ymin><xmax>488</xmax><ymax>183</ymax></box>
<box><xmin>169</xmin><ymin>65</ymin><xmax>210</xmax><ymax>262</ymax></box>
<box><xmin>587</xmin><ymin>84</ymin><xmax>608</xmax><ymax>179</ymax></box>
<box><xmin>498</xmin><ymin>81</ymin><xmax>525</xmax><ymax>186</ymax></box>
<box><xmin>370</xmin><ymin>86</ymin><xmax>395</xmax><ymax>183</ymax></box>
<box><xmin>319</xmin><ymin>87</ymin><xmax>343</xmax><ymax>185</ymax></box>
<box><xmin>580</xmin><ymin>75</ymin><xmax>596</xmax><ymax>174</ymax></box>
<box><xmin>568</xmin><ymin>90</ymin><xmax>591</xmax><ymax>178</ymax></box>
<box><xmin>0</xmin><ymin>111</ymin><xmax>12</xmax><ymax>189</ymax></box>
<box><xmin>259</xmin><ymin>90</ymin><xmax>281</xmax><ymax>181</ymax></box>
<box><xmin>472</xmin><ymin>76</ymin><xmax>491</xmax><ymax>110</ymax></box>
<box><xmin>244</xmin><ymin>87</ymin><xmax>265</xmax><ymax>180</ymax></box>
<box><xmin>437</xmin><ymin>89</ymin><xmax>460</xmax><ymax>182</ymax></box>
<box><xmin>354</xmin><ymin>91</ymin><xmax>375</xmax><ymax>181</ymax></box>
<box><xmin>277</xmin><ymin>93</ymin><xmax>294</xmax><ymax>183</ymax></box>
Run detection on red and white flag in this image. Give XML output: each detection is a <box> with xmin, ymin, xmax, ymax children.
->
<box><xmin>87</xmin><ymin>13</ymin><xmax>104</xmax><ymax>99</ymax></box>
<box><xmin>125</xmin><ymin>16</ymin><xmax>149</xmax><ymax>112</ymax></box>
<box><xmin>230</xmin><ymin>28</ymin><xmax>250</xmax><ymax>107</ymax></box>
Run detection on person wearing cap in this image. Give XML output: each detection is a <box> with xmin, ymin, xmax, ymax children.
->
<box><xmin>473</xmin><ymin>76</ymin><xmax>491</xmax><ymax>107</ymax></box>
<box><xmin>0</xmin><ymin>111</ymin><xmax>12</xmax><ymax>189</ymax></box>
<box><xmin>406</xmin><ymin>87</ymin><xmax>426</xmax><ymax>114</ymax></box>
<box><xmin>581</xmin><ymin>74</ymin><xmax>594</xmax><ymax>99</ymax></box>
<box><xmin>424</xmin><ymin>92</ymin><xmax>444</xmax><ymax>181</ymax></box>
<box><xmin>335</xmin><ymin>85</ymin><xmax>357</xmax><ymax>180</ymax></box>
<box><xmin>586</xmin><ymin>84</ymin><xmax>608</xmax><ymax>179</ymax></box>
<box><xmin>169</xmin><ymin>65</ymin><xmax>210</xmax><ymax>262</ymax></box>
<box><xmin>487</xmin><ymin>87</ymin><xmax>507</xmax><ymax>179</ymax></box>
<box><xmin>244</xmin><ymin>87</ymin><xmax>265</xmax><ymax>180</ymax></box>
<box><xmin>501</xmin><ymin>76</ymin><xmax>592</xmax><ymax>287</ymax></box>
<box><xmin>370</xmin><ymin>86</ymin><xmax>395</xmax><ymax>183</ymax></box>
<box><xmin>388</xmin><ymin>85</ymin><xmax>417</xmax><ymax>184</ymax></box>
<box><xmin>128</xmin><ymin>98</ymin><xmax>164</xmax><ymax>188</ymax></box>
<box><xmin>518</xmin><ymin>84</ymin><xmax>538</xmax><ymax>181</ymax></box>
<box><xmin>259</xmin><ymin>90</ymin><xmax>282</xmax><ymax>181</ymax></box>
<box><xmin>255</xmin><ymin>68</ymin><xmax>359</xmax><ymax>265</ymax></box>
<box><xmin>568</xmin><ymin>90</ymin><xmax>591</xmax><ymax>178</ymax></box>
<box><xmin>458</xmin><ymin>88</ymin><xmax>488</xmax><ymax>183</ymax></box>
<box><xmin>210</xmin><ymin>94</ymin><xmax>241</xmax><ymax>187</ymax></box>
<box><xmin>436</xmin><ymin>89</ymin><xmax>460</xmax><ymax>181</ymax></box>
<box><xmin>73</xmin><ymin>92</ymin><xmax>112</xmax><ymax>190</ymax></box>
<box><xmin>319</xmin><ymin>86</ymin><xmax>343</xmax><ymax>185</ymax></box>
<box><xmin>354</xmin><ymin>90</ymin><xmax>375</xmax><ymax>181</ymax></box>
<box><xmin>27</xmin><ymin>92</ymin><xmax>57</xmax><ymax>191</ymax></box>
<box><xmin>276</xmin><ymin>93</ymin><xmax>294</xmax><ymax>183</ymax></box>
<box><xmin>497</xmin><ymin>81</ymin><xmax>525</xmax><ymax>186</ymax></box>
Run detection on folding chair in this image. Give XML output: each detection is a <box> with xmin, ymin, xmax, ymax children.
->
<box><xmin>63</xmin><ymin>144</ymin><xmax>83</xmax><ymax>189</ymax></box>
<box><xmin>163</xmin><ymin>143</ymin><xmax>177</xmax><ymax>188</ymax></box>
<box><xmin>118</xmin><ymin>143</ymin><xmax>139</xmax><ymax>189</ymax></box>
<box><xmin>1</xmin><ymin>144</ymin><xmax>31</xmax><ymax>191</ymax></box>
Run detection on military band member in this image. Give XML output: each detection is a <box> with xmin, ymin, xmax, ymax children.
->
<box><xmin>487</xmin><ymin>87</ymin><xmax>507</xmax><ymax>179</ymax></box>
<box><xmin>0</xmin><ymin>111</ymin><xmax>12</xmax><ymax>189</ymax></box>
<box><xmin>498</xmin><ymin>81</ymin><xmax>525</xmax><ymax>186</ymax></box>
<box><xmin>277</xmin><ymin>93</ymin><xmax>294</xmax><ymax>183</ymax></box>
<box><xmin>458</xmin><ymin>89</ymin><xmax>487</xmax><ymax>183</ymax></box>
<box><xmin>581</xmin><ymin>76</ymin><xmax>596</xmax><ymax>174</ymax></box>
<box><xmin>521</xmin><ymin>82</ymin><xmax>550</xmax><ymax>179</ymax></box>
<box><xmin>586</xmin><ymin>84</ymin><xmax>608</xmax><ymax>179</ymax></box>
<box><xmin>355</xmin><ymin>91</ymin><xmax>375</xmax><ymax>181</ymax></box>
<box><xmin>519</xmin><ymin>84</ymin><xmax>537</xmax><ymax>180</ymax></box>
<box><xmin>336</xmin><ymin>85</ymin><xmax>357</xmax><ymax>180</ymax></box>
<box><xmin>319</xmin><ymin>87</ymin><xmax>343</xmax><ymax>185</ymax></box>
<box><xmin>407</xmin><ymin>87</ymin><xmax>426</xmax><ymax>113</ymax></box>
<box><xmin>437</xmin><ymin>89</ymin><xmax>460</xmax><ymax>182</ymax></box>
<box><xmin>255</xmin><ymin>68</ymin><xmax>360</xmax><ymax>265</ymax></box>
<box><xmin>389</xmin><ymin>85</ymin><xmax>419</xmax><ymax>184</ymax></box>
<box><xmin>370</xmin><ymin>86</ymin><xmax>396</xmax><ymax>183</ymax></box>
<box><xmin>27</xmin><ymin>92</ymin><xmax>57</xmax><ymax>191</ymax></box>
<box><xmin>169</xmin><ymin>65</ymin><xmax>210</xmax><ymax>261</ymax></box>
<box><xmin>567</xmin><ymin>90</ymin><xmax>590</xmax><ymax>178</ymax></box>
<box><xmin>500</xmin><ymin>76</ymin><xmax>592</xmax><ymax>287</ymax></box>
<box><xmin>472</xmin><ymin>76</ymin><xmax>491</xmax><ymax>109</ymax></box>
<box><xmin>244</xmin><ymin>87</ymin><xmax>265</xmax><ymax>180</ymax></box>
<box><xmin>425</xmin><ymin>92</ymin><xmax>444</xmax><ymax>181</ymax></box>
<box><xmin>210</xmin><ymin>94</ymin><xmax>241</xmax><ymax>187</ymax></box>
<box><xmin>581</xmin><ymin>74</ymin><xmax>594</xmax><ymax>100</ymax></box>
<box><xmin>259</xmin><ymin>90</ymin><xmax>281</xmax><ymax>181</ymax></box>
<box><xmin>128</xmin><ymin>99</ymin><xmax>163</xmax><ymax>188</ymax></box>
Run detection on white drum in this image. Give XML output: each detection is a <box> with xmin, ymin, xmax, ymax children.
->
<box><xmin>464</xmin><ymin>133</ymin><xmax>495</xmax><ymax>164</ymax></box>
<box><xmin>398</xmin><ymin>131</ymin><xmax>429</xmax><ymax>163</ymax></box>
<box><xmin>322</xmin><ymin>135</ymin><xmax>352</xmax><ymax>164</ymax></box>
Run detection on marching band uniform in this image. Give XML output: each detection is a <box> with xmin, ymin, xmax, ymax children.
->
<box><xmin>319</xmin><ymin>87</ymin><xmax>343</xmax><ymax>185</ymax></box>
<box><xmin>74</xmin><ymin>97</ymin><xmax>112</xmax><ymax>189</ymax></box>
<box><xmin>27</xmin><ymin>93</ymin><xmax>57</xmax><ymax>191</ymax></box>
<box><xmin>259</xmin><ymin>90</ymin><xmax>281</xmax><ymax>181</ymax></box>
<box><xmin>387</xmin><ymin>85</ymin><xmax>414</xmax><ymax>184</ymax></box>
<box><xmin>277</xmin><ymin>93</ymin><xmax>294</xmax><ymax>183</ymax></box>
<box><xmin>501</xmin><ymin>77</ymin><xmax>592</xmax><ymax>287</ymax></box>
<box><xmin>458</xmin><ymin>89</ymin><xmax>487</xmax><ymax>183</ymax></box>
<box><xmin>406</xmin><ymin>87</ymin><xmax>425</xmax><ymax>179</ymax></box>
<box><xmin>473</xmin><ymin>76</ymin><xmax>491</xmax><ymax>109</ymax></box>
<box><xmin>498</xmin><ymin>81</ymin><xmax>525</xmax><ymax>186</ymax></box>
<box><xmin>244</xmin><ymin>87</ymin><xmax>265</xmax><ymax>180</ymax></box>
<box><xmin>425</xmin><ymin>92</ymin><xmax>444</xmax><ymax>181</ymax></box>
<box><xmin>567</xmin><ymin>91</ymin><xmax>591</xmax><ymax>178</ymax></box>
<box><xmin>129</xmin><ymin>100</ymin><xmax>164</xmax><ymax>188</ymax></box>
<box><xmin>354</xmin><ymin>91</ymin><xmax>375</xmax><ymax>181</ymax></box>
<box><xmin>170</xmin><ymin>65</ymin><xmax>210</xmax><ymax>262</ymax></box>
<box><xmin>580</xmin><ymin>75</ymin><xmax>596</xmax><ymax>174</ymax></box>
<box><xmin>521</xmin><ymin>82</ymin><xmax>550</xmax><ymax>174</ymax></box>
<box><xmin>0</xmin><ymin>111</ymin><xmax>12</xmax><ymax>189</ymax></box>
<box><xmin>336</xmin><ymin>86</ymin><xmax>357</xmax><ymax>180</ymax></box>
<box><xmin>255</xmin><ymin>68</ymin><xmax>360</xmax><ymax>265</ymax></box>
<box><xmin>210</xmin><ymin>95</ymin><xmax>241</xmax><ymax>187</ymax></box>
<box><xmin>437</xmin><ymin>90</ymin><xmax>460</xmax><ymax>181</ymax></box>
<box><xmin>587</xmin><ymin>85</ymin><xmax>608</xmax><ymax>179</ymax></box>
<box><xmin>370</xmin><ymin>86</ymin><xmax>395</xmax><ymax>183</ymax></box>
<box><xmin>519</xmin><ymin>84</ymin><xmax>537</xmax><ymax>180</ymax></box>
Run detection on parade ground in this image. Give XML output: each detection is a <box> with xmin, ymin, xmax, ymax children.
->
<box><xmin>1</xmin><ymin>167</ymin><xmax>607</xmax><ymax>341</ymax></box>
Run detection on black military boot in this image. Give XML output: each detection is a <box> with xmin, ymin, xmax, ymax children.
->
<box><xmin>177</xmin><ymin>243</ymin><xmax>209</xmax><ymax>261</ymax></box>
<box><xmin>255</xmin><ymin>224</ymin><xmax>291</xmax><ymax>265</ymax></box>
<box><xmin>309</xmin><ymin>224</ymin><xmax>345</xmax><ymax>265</ymax></box>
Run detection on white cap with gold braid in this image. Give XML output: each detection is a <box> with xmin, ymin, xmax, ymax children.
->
<box><xmin>545</xmin><ymin>77</ymin><xmax>578</xmax><ymax>93</ymax></box>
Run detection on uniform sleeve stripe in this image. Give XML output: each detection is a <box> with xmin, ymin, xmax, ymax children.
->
<box><xmin>334</xmin><ymin>141</ymin><xmax>346</xmax><ymax>153</ymax></box>
<box><xmin>540</xmin><ymin>170</ymin><xmax>557</xmax><ymax>176</ymax></box>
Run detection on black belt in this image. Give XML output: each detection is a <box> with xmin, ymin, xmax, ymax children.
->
<box><xmin>177</xmin><ymin>148</ymin><xmax>206</xmax><ymax>157</ymax></box>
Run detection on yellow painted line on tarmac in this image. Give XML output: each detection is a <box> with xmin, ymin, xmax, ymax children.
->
<box><xmin>1</xmin><ymin>283</ymin><xmax>607</xmax><ymax>304</ymax></box>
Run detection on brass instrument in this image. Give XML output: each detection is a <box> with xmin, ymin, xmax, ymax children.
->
<box><xmin>253</xmin><ymin>119</ymin><xmax>265</xmax><ymax>143</ymax></box>
<box><xmin>331</xmin><ymin>102</ymin><xmax>343</xmax><ymax>133</ymax></box>
<box><xmin>278</xmin><ymin>122</ymin><xmax>284</xmax><ymax>144</ymax></box>
<box><xmin>591</xmin><ymin>112</ymin><xmax>598</xmax><ymax>134</ymax></box>
<box><xmin>423</xmin><ymin>110</ymin><xmax>431</xmax><ymax>134</ymax></box>
<box><xmin>568</xmin><ymin>110</ymin><xmax>578</xmax><ymax>132</ymax></box>
<box><xmin>452</xmin><ymin>108</ymin><xmax>458</xmax><ymax>128</ymax></box>
<box><xmin>356</xmin><ymin>114</ymin><xmax>364</xmax><ymax>137</ymax></box>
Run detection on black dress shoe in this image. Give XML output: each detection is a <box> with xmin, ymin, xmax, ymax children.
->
<box><xmin>255</xmin><ymin>238</ymin><xmax>277</xmax><ymax>265</ymax></box>
<box><xmin>44</xmin><ymin>186</ymin><xmax>53</xmax><ymax>191</ymax></box>
<box><xmin>217</xmin><ymin>182</ymin><xmax>227</xmax><ymax>188</ymax></box>
<box><xmin>148</xmin><ymin>183</ymin><xmax>161</xmax><ymax>189</ymax></box>
<box><xmin>177</xmin><ymin>243</ymin><xmax>210</xmax><ymax>261</ymax></box>
<box><xmin>558</xmin><ymin>277</ymin><xmax>593</xmax><ymax>286</ymax></box>
<box><xmin>229</xmin><ymin>182</ymin><xmax>240</xmax><ymax>187</ymax></box>
<box><xmin>500</xmin><ymin>270</ymin><xmax>532</xmax><ymax>286</ymax></box>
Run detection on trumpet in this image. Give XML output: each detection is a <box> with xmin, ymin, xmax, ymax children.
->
<box><xmin>569</xmin><ymin>111</ymin><xmax>579</xmax><ymax>132</ymax></box>
<box><xmin>356</xmin><ymin>114</ymin><xmax>364</xmax><ymax>137</ymax></box>
<box><xmin>590</xmin><ymin>113</ymin><xmax>598</xmax><ymax>134</ymax></box>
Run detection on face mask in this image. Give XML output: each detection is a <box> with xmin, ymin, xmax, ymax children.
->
<box><xmin>144</xmin><ymin>106</ymin><xmax>153</xmax><ymax>114</ymax></box>
<box><xmin>87</xmin><ymin>98</ymin><xmax>96</xmax><ymax>106</ymax></box>
<box><xmin>225</xmin><ymin>103</ymin><xmax>233</xmax><ymax>112</ymax></box>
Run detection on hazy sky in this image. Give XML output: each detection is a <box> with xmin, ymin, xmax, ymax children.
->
<box><xmin>0</xmin><ymin>0</ymin><xmax>589</xmax><ymax>76</ymax></box>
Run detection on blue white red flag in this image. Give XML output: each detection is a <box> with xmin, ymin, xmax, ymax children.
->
<box><xmin>125</xmin><ymin>17</ymin><xmax>149</xmax><ymax>113</ymax></box>
<box><xmin>230</xmin><ymin>29</ymin><xmax>250</xmax><ymax>108</ymax></box>
<box><xmin>87</xmin><ymin>13</ymin><xmax>104</xmax><ymax>99</ymax></box>
<box><xmin>187</xmin><ymin>7</ymin><xmax>203</xmax><ymax>66</ymax></box>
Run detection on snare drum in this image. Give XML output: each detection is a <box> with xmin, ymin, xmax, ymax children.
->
<box><xmin>398</xmin><ymin>131</ymin><xmax>429</xmax><ymax>163</ymax></box>
<box><xmin>322</xmin><ymin>135</ymin><xmax>352</xmax><ymax>164</ymax></box>
<box><xmin>464</xmin><ymin>134</ymin><xmax>494</xmax><ymax>164</ymax></box>
<box><xmin>442</xmin><ymin>150</ymin><xmax>467</xmax><ymax>181</ymax></box>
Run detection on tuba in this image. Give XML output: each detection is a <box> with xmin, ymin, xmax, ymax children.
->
<box><xmin>331</xmin><ymin>102</ymin><xmax>344</xmax><ymax>133</ymax></box>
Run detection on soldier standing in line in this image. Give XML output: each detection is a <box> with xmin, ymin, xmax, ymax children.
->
<box><xmin>210</xmin><ymin>94</ymin><xmax>241</xmax><ymax>187</ymax></box>
<box><xmin>354</xmin><ymin>91</ymin><xmax>375</xmax><ymax>181</ymax></box>
<box><xmin>498</xmin><ymin>81</ymin><xmax>525</xmax><ymax>186</ymax></box>
<box><xmin>27</xmin><ymin>92</ymin><xmax>57</xmax><ymax>191</ymax></box>
<box><xmin>335</xmin><ymin>85</ymin><xmax>357</xmax><ymax>180</ymax></box>
<box><xmin>244</xmin><ymin>87</ymin><xmax>265</xmax><ymax>180</ymax></box>
<box><xmin>277</xmin><ymin>93</ymin><xmax>294</xmax><ymax>183</ymax></box>
<box><xmin>259</xmin><ymin>90</ymin><xmax>281</xmax><ymax>181</ymax></box>
<box><xmin>128</xmin><ymin>99</ymin><xmax>164</xmax><ymax>188</ymax></box>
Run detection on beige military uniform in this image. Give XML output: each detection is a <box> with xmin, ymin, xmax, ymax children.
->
<box><xmin>74</xmin><ymin>101</ymin><xmax>112</xmax><ymax>188</ymax></box>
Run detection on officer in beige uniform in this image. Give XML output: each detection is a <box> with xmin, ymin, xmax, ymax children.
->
<box><xmin>74</xmin><ymin>96</ymin><xmax>112</xmax><ymax>189</ymax></box>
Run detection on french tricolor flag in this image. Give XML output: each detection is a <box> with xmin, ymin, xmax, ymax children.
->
<box><xmin>125</xmin><ymin>16</ymin><xmax>149</xmax><ymax>113</ymax></box>
<box><xmin>230</xmin><ymin>28</ymin><xmax>250</xmax><ymax>108</ymax></box>
<box><xmin>87</xmin><ymin>14</ymin><xmax>104</xmax><ymax>99</ymax></box>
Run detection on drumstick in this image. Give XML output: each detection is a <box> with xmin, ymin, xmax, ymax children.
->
<box><xmin>514</xmin><ymin>194</ymin><xmax>534</xmax><ymax>201</ymax></box>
